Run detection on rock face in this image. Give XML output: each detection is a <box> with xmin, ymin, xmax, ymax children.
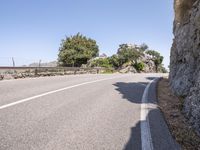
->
<box><xmin>119</xmin><ymin>66</ymin><xmax>137</xmax><ymax>73</ymax></box>
<box><xmin>140</xmin><ymin>53</ymin><xmax>156</xmax><ymax>73</ymax></box>
<box><xmin>170</xmin><ymin>0</ymin><xmax>200</xmax><ymax>135</ymax></box>
<box><xmin>143</xmin><ymin>60</ymin><xmax>155</xmax><ymax>73</ymax></box>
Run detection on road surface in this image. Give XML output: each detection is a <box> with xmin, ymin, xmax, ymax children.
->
<box><xmin>0</xmin><ymin>74</ymin><xmax>179</xmax><ymax>150</ymax></box>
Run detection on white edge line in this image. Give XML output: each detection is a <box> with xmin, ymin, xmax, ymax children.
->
<box><xmin>140</xmin><ymin>79</ymin><xmax>156</xmax><ymax>150</ymax></box>
<box><xmin>0</xmin><ymin>76</ymin><xmax>124</xmax><ymax>110</ymax></box>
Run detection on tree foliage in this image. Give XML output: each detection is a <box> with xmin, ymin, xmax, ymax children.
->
<box><xmin>108</xmin><ymin>55</ymin><xmax>120</xmax><ymax>69</ymax></box>
<box><xmin>146</xmin><ymin>50</ymin><xmax>164</xmax><ymax>72</ymax></box>
<box><xmin>58</xmin><ymin>33</ymin><xmax>99</xmax><ymax>67</ymax></box>
<box><xmin>117</xmin><ymin>44</ymin><xmax>142</xmax><ymax>65</ymax></box>
<box><xmin>90</xmin><ymin>58</ymin><xmax>112</xmax><ymax>68</ymax></box>
<box><xmin>158</xmin><ymin>64</ymin><xmax>168</xmax><ymax>73</ymax></box>
<box><xmin>140</xmin><ymin>43</ymin><xmax>149</xmax><ymax>52</ymax></box>
<box><xmin>134</xmin><ymin>62</ymin><xmax>145</xmax><ymax>71</ymax></box>
<box><xmin>57</xmin><ymin>35</ymin><xmax>167</xmax><ymax>73</ymax></box>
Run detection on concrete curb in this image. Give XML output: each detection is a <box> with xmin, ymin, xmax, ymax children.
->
<box><xmin>147</xmin><ymin>77</ymin><xmax>181</xmax><ymax>150</ymax></box>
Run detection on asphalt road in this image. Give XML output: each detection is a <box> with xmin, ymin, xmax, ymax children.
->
<box><xmin>0</xmin><ymin>73</ymin><xmax>179</xmax><ymax>150</ymax></box>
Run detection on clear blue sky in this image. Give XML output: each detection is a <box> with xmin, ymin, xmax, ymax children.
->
<box><xmin>0</xmin><ymin>0</ymin><xmax>174</xmax><ymax>68</ymax></box>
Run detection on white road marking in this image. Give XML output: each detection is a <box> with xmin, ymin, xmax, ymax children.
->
<box><xmin>140</xmin><ymin>79</ymin><xmax>156</xmax><ymax>150</ymax></box>
<box><xmin>0</xmin><ymin>76</ymin><xmax>125</xmax><ymax>110</ymax></box>
<box><xmin>139</xmin><ymin>83</ymin><xmax>147</xmax><ymax>87</ymax></box>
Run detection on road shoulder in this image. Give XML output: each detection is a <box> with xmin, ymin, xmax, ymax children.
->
<box><xmin>158</xmin><ymin>78</ymin><xmax>200</xmax><ymax>150</ymax></box>
<box><xmin>146</xmin><ymin>78</ymin><xmax>181</xmax><ymax>150</ymax></box>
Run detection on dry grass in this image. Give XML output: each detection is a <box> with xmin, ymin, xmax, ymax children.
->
<box><xmin>157</xmin><ymin>78</ymin><xmax>200</xmax><ymax>150</ymax></box>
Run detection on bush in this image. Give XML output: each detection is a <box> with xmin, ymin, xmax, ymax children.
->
<box><xmin>90</xmin><ymin>58</ymin><xmax>112</xmax><ymax>68</ymax></box>
<box><xmin>101</xmin><ymin>68</ymin><xmax>114</xmax><ymax>74</ymax></box>
<box><xmin>108</xmin><ymin>55</ymin><xmax>120</xmax><ymax>69</ymax></box>
<box><xmin>134</xmin><ymin>62</ymin><xmax>145</xmax><ymax>71</ymax></box>
<box><xmin>158</xmin><ymin>65</ymin><xmax>168</xmax><ymax>73</ymax></box>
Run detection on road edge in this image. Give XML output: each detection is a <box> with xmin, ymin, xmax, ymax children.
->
<box><xmin>146</xmin><ymin>77</ymin><xmax>181</xmax><ymax>150</ymax></box>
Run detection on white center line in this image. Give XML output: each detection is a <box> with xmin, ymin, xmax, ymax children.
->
<box><xmin>0</xmin><ymin>76</ymin><xmax>124</xmax><ymax>110</ymax></box>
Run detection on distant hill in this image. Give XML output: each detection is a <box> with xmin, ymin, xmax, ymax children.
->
<box><xmin>29</xmin><ymin>61</ymin><xmax>57</xmax><ymax>67</ymax></box>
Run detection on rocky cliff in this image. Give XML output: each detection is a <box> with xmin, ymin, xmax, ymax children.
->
<box><xmin>170</xmin><ymin>0</ymin><xmax>200</xmax><ymax>135</ymax></box>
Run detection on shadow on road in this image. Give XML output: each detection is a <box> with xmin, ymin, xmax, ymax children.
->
<box><xmin>113</xmin><ymin>82</ymin><xmax>147</xmax><ymax>104</ymax></box>
<box><xmin>113</xmin><ymin>77</ymin><xmax>180</xmax><ymax>150</ymax></box>
<box><xmin>123</xmin><ymin>120</ymin><xmax>142</xmax><ymax>150</ymax></box>
<box><xmin>146</xmin><ymin>77</ymin><xmax>156</xmax><ymax>81</ymax></box>
<box><xmin>123</xmin><ymin>109</ymin><xmax>180</xmax><ymax>150</ymax></box>
<box><xmin>112</xmin><ymin>81</ymin><xmax>153</xmax><ymax>150</ymax></box>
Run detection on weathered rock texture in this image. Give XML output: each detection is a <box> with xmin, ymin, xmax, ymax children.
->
<box><xmin>170</xmin><ymin>0</ymin><xmax>200</xmax><ymax>135</ymax></box>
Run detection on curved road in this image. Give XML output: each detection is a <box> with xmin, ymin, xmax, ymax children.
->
<box><xmin>0</xmin><ymin>74</ymin><xmax>179</xmax><ymax>150</ymax></box>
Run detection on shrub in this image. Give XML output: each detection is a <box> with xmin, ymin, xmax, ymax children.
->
<box><xmin>134</xmin><ymin>62</ymin><xmax>145</xmax><ymax>71</ymax></box>
<box><xmin>90</xmin><ymin>58</ymin><xmax>112</xmax><ymax>68</ymax></box>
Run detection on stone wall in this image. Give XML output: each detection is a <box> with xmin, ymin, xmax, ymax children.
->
<box><xmin>0</xmin><ymin>67</ymin><xmax>102</xmax><ymax>80</ymax></box>
<box><xmin>170</xmin><ymin>0</ymin><xmax>200</xmax><ymax>135</ymax></box>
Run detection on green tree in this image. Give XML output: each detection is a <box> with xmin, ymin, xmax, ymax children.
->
<box><xmin>146</xmin><ymin>50</ymin><xmax>164</xmax><ymax>72</ymax></box>
<box><xmin>108</xmin><ymin>55</ymin><xmax>120</xmax><ymax>69</ymax></box>
<box><xmin>158</xmin><ymin>64</ymin><xmax>168</xmax><ymax>73</ymax></box>
<box><xmin>58</xmin><ymin>33</ymin><xmax>99</xmax><ymax>67</ymax></box>
<box><xmin>140</xmin><ymin>43</ymin><xmax>149</xmax><ymax>52</ymax></box>
<box><xmin>117</xmin><ymin>44</ymin><xmax>142</xmax><ymax>66</ymax></box>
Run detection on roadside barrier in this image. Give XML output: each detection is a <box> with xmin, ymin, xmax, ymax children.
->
<box><xmin>0</xmin><ymin>67</ymin><xmax>112</xmax><ymax>80</ymax></box>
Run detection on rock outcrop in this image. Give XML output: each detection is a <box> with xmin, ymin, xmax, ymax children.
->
<box><xmin>119</xmin><ymin>66</ymin><xmax>137</xmax><ymax>73</ymax></box>
<box><xmin>170</xmin><ymin>0</ymin><xmax>200</xmax><ymax>135</ymax></box>
<box><xmin>140</xmin><ymin>53</ymin><xmax>156</xmax><ymax>73</ymax></box>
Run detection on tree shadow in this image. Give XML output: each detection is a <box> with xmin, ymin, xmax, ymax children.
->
<box><xmin>113</xmin><ymin>82</ymin><xmax>148</xmax><ymax>104</ymax></box>
<box><xmin>146</xmin><ymin>77</ymin><xmax>156</xmax><ymax>81</ymax></box>
<box><xmin>123</xmin><ymin>120</ymin><xmax>142</xmax><ymax>150</ymax></box>
<box><xmin>113</xmin><ymin>79</ymin><xmax>180</xmax><ymax>150</ymax></box>
<box><xmin>112</xmin><ymin>81</ymin><xmax>150</xmax><ymax>149</ymax></box>
<box><xmin>123</xmin><ymin>109</ymin><xmax>180</xmax><ymax>150</ymax></box>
